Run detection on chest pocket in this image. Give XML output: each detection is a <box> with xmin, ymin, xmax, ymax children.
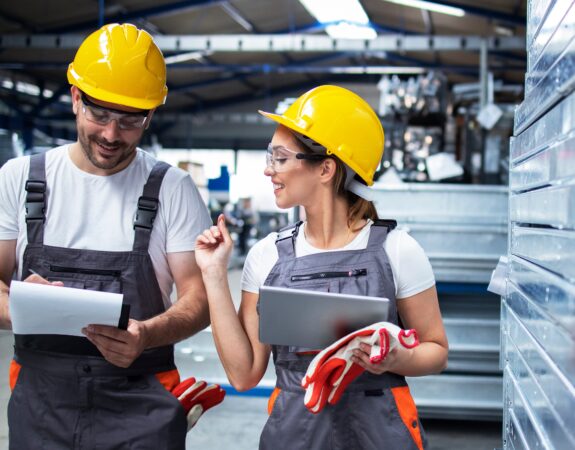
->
<box><xmin>47</xmin><ymin>265</ymin><xmax>122</xmax><ymax>293</ymax></box>
<box><xmin>286</xmin><ymin>268</ymin><xmax>369</xmax><ymax>354</ymax></box>
<box><xmin>289</xmin><ymin>268</ymin><xmax>368</xmax><ymax>296</ymax></box>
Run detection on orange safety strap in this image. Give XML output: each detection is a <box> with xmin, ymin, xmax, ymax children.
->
<box><xmin>391</xmin><ymin>386</ymin><xmax>424</xmax><ymax>450</ymax></box>
<box><xmin>9</xmin><ymin>360</ymin><xmax>21</xmax><ymax>392</ymax></box>
<box><xmin>154</xmin><ymin>369</ymin><xmax>181</xmax><ymax>392</ymax></box>
<box><xmin>267</xmin><ymin>387</ymin><xmax>281</xmax><ymax>415</ymax></box>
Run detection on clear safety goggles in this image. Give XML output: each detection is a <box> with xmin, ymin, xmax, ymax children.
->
<box><xmin>80</xmin><ymin>93</ymin><xmax>150</xmax><ymax>130</ymax></box>
<box><xmin>265</xmin><ymin>143</ymin><xmax>327</xmax><ymax>173</ymax></box>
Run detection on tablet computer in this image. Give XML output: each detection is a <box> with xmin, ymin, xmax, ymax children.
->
<box><xmin>258</xmin><ymin>285</ymin><xmax>389</xmax><ymax>349</ymax></box>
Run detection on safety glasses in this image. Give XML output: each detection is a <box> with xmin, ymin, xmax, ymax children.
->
<box><xmin>80</xmin><ymin>93</ymin><xmax>150</xmax><ymax>130</ymax></box>
<box><xmin>265</xmin><ymin>143</ymin><xmax>327</xmax><ymax>172</ymax></box>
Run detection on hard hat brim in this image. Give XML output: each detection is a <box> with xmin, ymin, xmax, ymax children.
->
<box><xmin>258</xmin><ymin>109</ymin><xmax>376</xmax><ymax>186</ymax></box>
<box><xmin>257</xmin><ymin>110</ymin><xmax>304</xmax><ymax>134</ymax></box>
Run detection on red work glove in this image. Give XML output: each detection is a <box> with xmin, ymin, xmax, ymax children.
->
<box><xmin>172</xmin><ymin>377</ymin><xmax>226</xmax><ymax>430</ymax></box>
<box><xmin>301</xmin><ymin>322</ymin><xmax>419</xmax><ymax>414</ymax></box>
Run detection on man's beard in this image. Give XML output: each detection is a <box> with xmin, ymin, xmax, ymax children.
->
<box><xmin>79</xmin><ymin>132</ymin><xmax>136</xmax><ymax>171</ymax></box>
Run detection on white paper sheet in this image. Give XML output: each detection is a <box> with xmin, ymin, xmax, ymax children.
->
<box><xmin>9</xmin><ymin>281</ymin><xmax>124</xmax><ymax>336</ymax></box>
<box><xmin>487</xmin><ymin>255</ymin><xmax>508</xmax><ymax>296</ymax></box>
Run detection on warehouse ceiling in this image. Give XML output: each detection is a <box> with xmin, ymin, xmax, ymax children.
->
<box><xmin>0</xmin><ymin>0</ymin><xmax>527</xmax><ymax>149</ymax></box>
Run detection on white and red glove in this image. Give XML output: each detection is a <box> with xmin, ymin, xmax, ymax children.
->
<box><xmin>171</xmin><ymin>377</ymin><xmax>226</xmax><ymax>430</ymax></box>
<box><xmin>301</xmin><ymin>322</ymin><xmax>419</xmax><ymax>414</ymax></box>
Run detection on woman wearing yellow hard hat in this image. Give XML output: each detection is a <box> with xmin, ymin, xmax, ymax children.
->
<box><xmin>196</xmin><ymin>85</ymin><xmax>448</xmax><ymax>449</ymax></box>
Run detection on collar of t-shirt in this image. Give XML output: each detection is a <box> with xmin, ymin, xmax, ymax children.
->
<box><xmin>295</xmin><ymin>219</ymin><xmax>374</xmax><ymax>256</ymax></box>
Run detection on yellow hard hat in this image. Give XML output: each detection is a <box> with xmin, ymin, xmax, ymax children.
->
<box><xmin>67</xmin><ymin>23</ymin><xmax>167</xmax><ymax>110</ymax></box>
<box><xmin>258</xmin><ymin>85</ymin><xmax>384</xmax><ymax>186</ymax></box>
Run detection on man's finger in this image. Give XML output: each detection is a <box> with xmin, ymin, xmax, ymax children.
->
<box><xmin>83</xmin><ymin>325</ymin><xmax>127</xmax><ymax>343</ymax></box>
<box><xmin>85</xmin><ymin>335</ymin><xmax>137</xmax><ymax>366</ymax></box>
<box><xmin>86</xmin><ymin>333</ymin><xmax>126</xmax><ymax>353</ymax></box>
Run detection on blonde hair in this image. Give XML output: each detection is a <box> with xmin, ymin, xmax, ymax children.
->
<box><xmin>331</xmin><ymin>158</ymin><xmax>379</xmax><ymax>230</ymax></box>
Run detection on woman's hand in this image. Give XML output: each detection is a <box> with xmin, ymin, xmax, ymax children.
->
<box><xmin>351</xmin><ymin>342</ymin><xmax>414</xmax><ymax>375</ymax></box>
<box><xmin>195</xmin><ymin>214</ymin><xmax>235</xmax><ymax>274</ymax></box>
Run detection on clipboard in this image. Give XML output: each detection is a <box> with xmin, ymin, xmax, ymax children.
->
<box><xmin>9</xmin><ymin>281</ymin><xmax>126</xmax><ymax>337</ymax></box>
<box><xmin>118</xmin><ymin>304</ymin><xmax>131</xmax><ymax>330</ymax></box>
<box><xmin>258</xmin><ymin>286</ymin><xmax>390</xmax><ymax>348</ymax></box>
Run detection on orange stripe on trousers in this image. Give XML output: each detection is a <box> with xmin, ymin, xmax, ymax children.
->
<box><xmin>391</xmin><ymin>385</ymin><xmax>424</xmax><ymax>450</ymax></box>
<box><xmin>267</xmin><ymin>387</ymin><xmax>281</xmax><ymax>415</ymax></box>
<box><xmin>9</xmin><ymin>360</ymin><xmax>21</xmax><ymax>391</ymax></box>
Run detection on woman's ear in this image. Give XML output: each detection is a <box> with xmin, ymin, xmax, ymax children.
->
<box><xmin>319</xmin><ymin>158</ymin><xmax>337</xmax><ymax>182</ymax></box>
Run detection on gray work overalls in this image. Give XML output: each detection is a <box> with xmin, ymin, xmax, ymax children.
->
<box><xmin>260</xmin><ymin>221</ymin><xmax>427</xmax><ymax>450</ymax></box>
<box><xmin>8</xmin><ymin>152</ymin><xmax>187</xmax><ymax>449</ymax></box>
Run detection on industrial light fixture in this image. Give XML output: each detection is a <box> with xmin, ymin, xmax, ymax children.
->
<box><xmin>326</xmin><ymin>22</ymin><xmax>377</xmax><ymax>40</ymax></box>
<box><xmin>1</xmin><ymin>78</ymin><xmax>53</xmax><ymax>97</ymax></box>
<box><xmin>382</xmin><ymin>0</ymin><xmax>465</xmax><ymax>17</ymax></box>
<box><xmin>328</xmin><ymin>66</ymin><xmax>425</xmax><ymax>74</ymax></box>
<box><xmin>164</xmin><ymin>50</ymin><xmax>214</xmax><ymax>65</ymax></box>
<box><xmin>299</xmin><ymin>0</ymin><xmax>377</xmax><ymax>39</ymax></box>
<box><xmin>494</xmin><ymin>25</ymin><xmax>514</xmax><ymax>36</ymax></box>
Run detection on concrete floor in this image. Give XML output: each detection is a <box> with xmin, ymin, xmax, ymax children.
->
<box><xmin>0</xmin><ymin>268</ymin><xmax>503</xmax><ymax>449</ymax></box>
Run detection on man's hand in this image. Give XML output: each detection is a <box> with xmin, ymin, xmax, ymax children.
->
<box><xmin>1</xmin><ymin>272</ymin><xmax>64</xmax><ymax>329</ymax></box>
<box><xmin>82</xmin><ymin>319</ymin><xmax>148</xmax><ymax>368</ymax></box>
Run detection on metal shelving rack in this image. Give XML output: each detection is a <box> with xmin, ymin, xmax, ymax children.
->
<box><xmin>373</xmin><ymin>184</ymin><xmax>508</xmax><ymax>420</ymax></box>
<box><xmin>503</xmin><ymin>0</ymin><xmax>575</xmax><ymax>448</ymax></box>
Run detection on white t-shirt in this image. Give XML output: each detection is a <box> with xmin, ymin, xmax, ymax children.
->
<box><xmin>0</xmin><ymin>145</ymin><xmax>212</xmax><ymax>308</ymax></box>
<box><xmin>241</xmin><ymin>220</ymin><xmax>435</xmax><ymax>299</ymax></box>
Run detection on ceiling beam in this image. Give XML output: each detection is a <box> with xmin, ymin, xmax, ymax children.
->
<box><xmin>405</xmin><ymin>1</ymin><xmax>526</xmax><ymax>26</ymax></box>
<box><xmin>282</xmin><ymin>20</ymin><xmax>416</xmax><ymax>35</ymax></box>
<box><xmin>0</xmin><ymin>11</ymin><xmax>35</xmax><ymax>32</ymax></box>
<box><xmin>45</xmin><ymin>0</ymin><xmax>225</xmax><ymax>33</ymax></box>
<box><xmin>220</xmin><ymin>2</ymin><xmax>255</xmax><ymax>32</ymax></box>
<box><xmin>421</xmin><ymin>10</ymin><xmax>434</xmax><ymax>35</ymax></box>
<box><xmin>0</xmin><ymin>34</ymin><xmax>525</xmax><ymax>52</ymax></box>
<box><xmin>33</xmin><ymin>84</ymin><xmax>70</xmax><ymax>116</ymax></box>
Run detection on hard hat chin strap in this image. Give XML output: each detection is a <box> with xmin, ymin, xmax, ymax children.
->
<box><xmin>344</xmin><ymin>165</ymin><xmax>377</xmax><ymax>201</ymax></box>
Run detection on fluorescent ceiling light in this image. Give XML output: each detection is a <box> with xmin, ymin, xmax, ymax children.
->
<box><xmin>299</xmin><ymin>0</ymin><xmax>377</xmax><ymax>39</ymax></box>
<box><xmin>494</xmin><ymin>25</ymin><xmax>514</xmax><ymax>36</ymax></box>
<box><xmin>383</xmin><ymin>0</ymin><xmax>465</xmax><ymax>17</ymax></box>
<box><xmin>328</xmin><ymin>66</ymin><xmax>425</xmax><ymax>74</ymax></box>
<box><xmin>326</xmin><ymin>22</ymin><xmax>377</xmax><ymax>40</ymax></box>
<box><xmin>165</xmin><ymin>50</ymin><xmax>213</xmax><ymax>65</ymax></box>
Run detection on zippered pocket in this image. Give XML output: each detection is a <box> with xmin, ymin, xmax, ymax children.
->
<box><xmin>48</xmin><ymin>265</ymin><xmax>122</xmax><ymax>293</ymax></box>
<box><xmin>290</xmin><ymin>268</ymin><xmax>367</xmax><ymax>282</ymax></box>
<box><xmin>49</xmin><ymin>265</ymin><xmax>122</xmax><ymax>277</ymax></box>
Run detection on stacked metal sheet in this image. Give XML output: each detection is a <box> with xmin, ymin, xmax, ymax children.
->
<box><xmin>516</xmin><ymin>0</ymin><xmax>575</xmax><ymax>135</ymax></box>
<box><xmin>372</xmin><ymin>184</ymin><xmax>508</xmax><ymax>419</ymax></box>
<box><xmin>504</xmin><ymin>0</ymin><xmax>575</xmax><ymax>448</ymax></box>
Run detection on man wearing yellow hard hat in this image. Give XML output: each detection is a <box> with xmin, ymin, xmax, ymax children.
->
<box><xmin>195</xmin><ymin>85</ymin><xmax>448</xmax><ymax>449</ymax></box>
<box><xmin>0</xmin><ymin>23</ymin><xmax>221</xmax><ymax>448</ymax></box>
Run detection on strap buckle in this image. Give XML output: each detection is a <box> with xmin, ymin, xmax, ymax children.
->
<box><xmin>25</xmin><ymin>180</ymin><xmax>46</xmax><ymax>223</ymax></box>
<box><xmin>133</xmin><ymin>196</ymin><xmax>159</xmax><ymax>230</ymax></box>
<box><xmin>25</xmin><ymin>180</ymin><xmax>46</xmax><ymax>193</ymax></box>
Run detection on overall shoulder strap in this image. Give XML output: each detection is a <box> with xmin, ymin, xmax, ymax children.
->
<box><xmin>367</xmin><ymin>218</ymin><xmax>397</xmax><ymax>247</ymax></box>
<box><xmin>25</xmin><ymin>152</ymin><xmax>47</xmax><ymax>244</ymax></box>
<box><xmin>133</xmin><ymin>161</ymin><xmax>171</xmax><ymax>252</ymax></box>
<box><xmin>275</xmin><ymin>221</ymin><xmax>303</xmax><ymax>259</ymax></box>
<box><xmin>373</xmin><ymin>219</ymin><xmax>397</xmax><ymax>231</ymax></box>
